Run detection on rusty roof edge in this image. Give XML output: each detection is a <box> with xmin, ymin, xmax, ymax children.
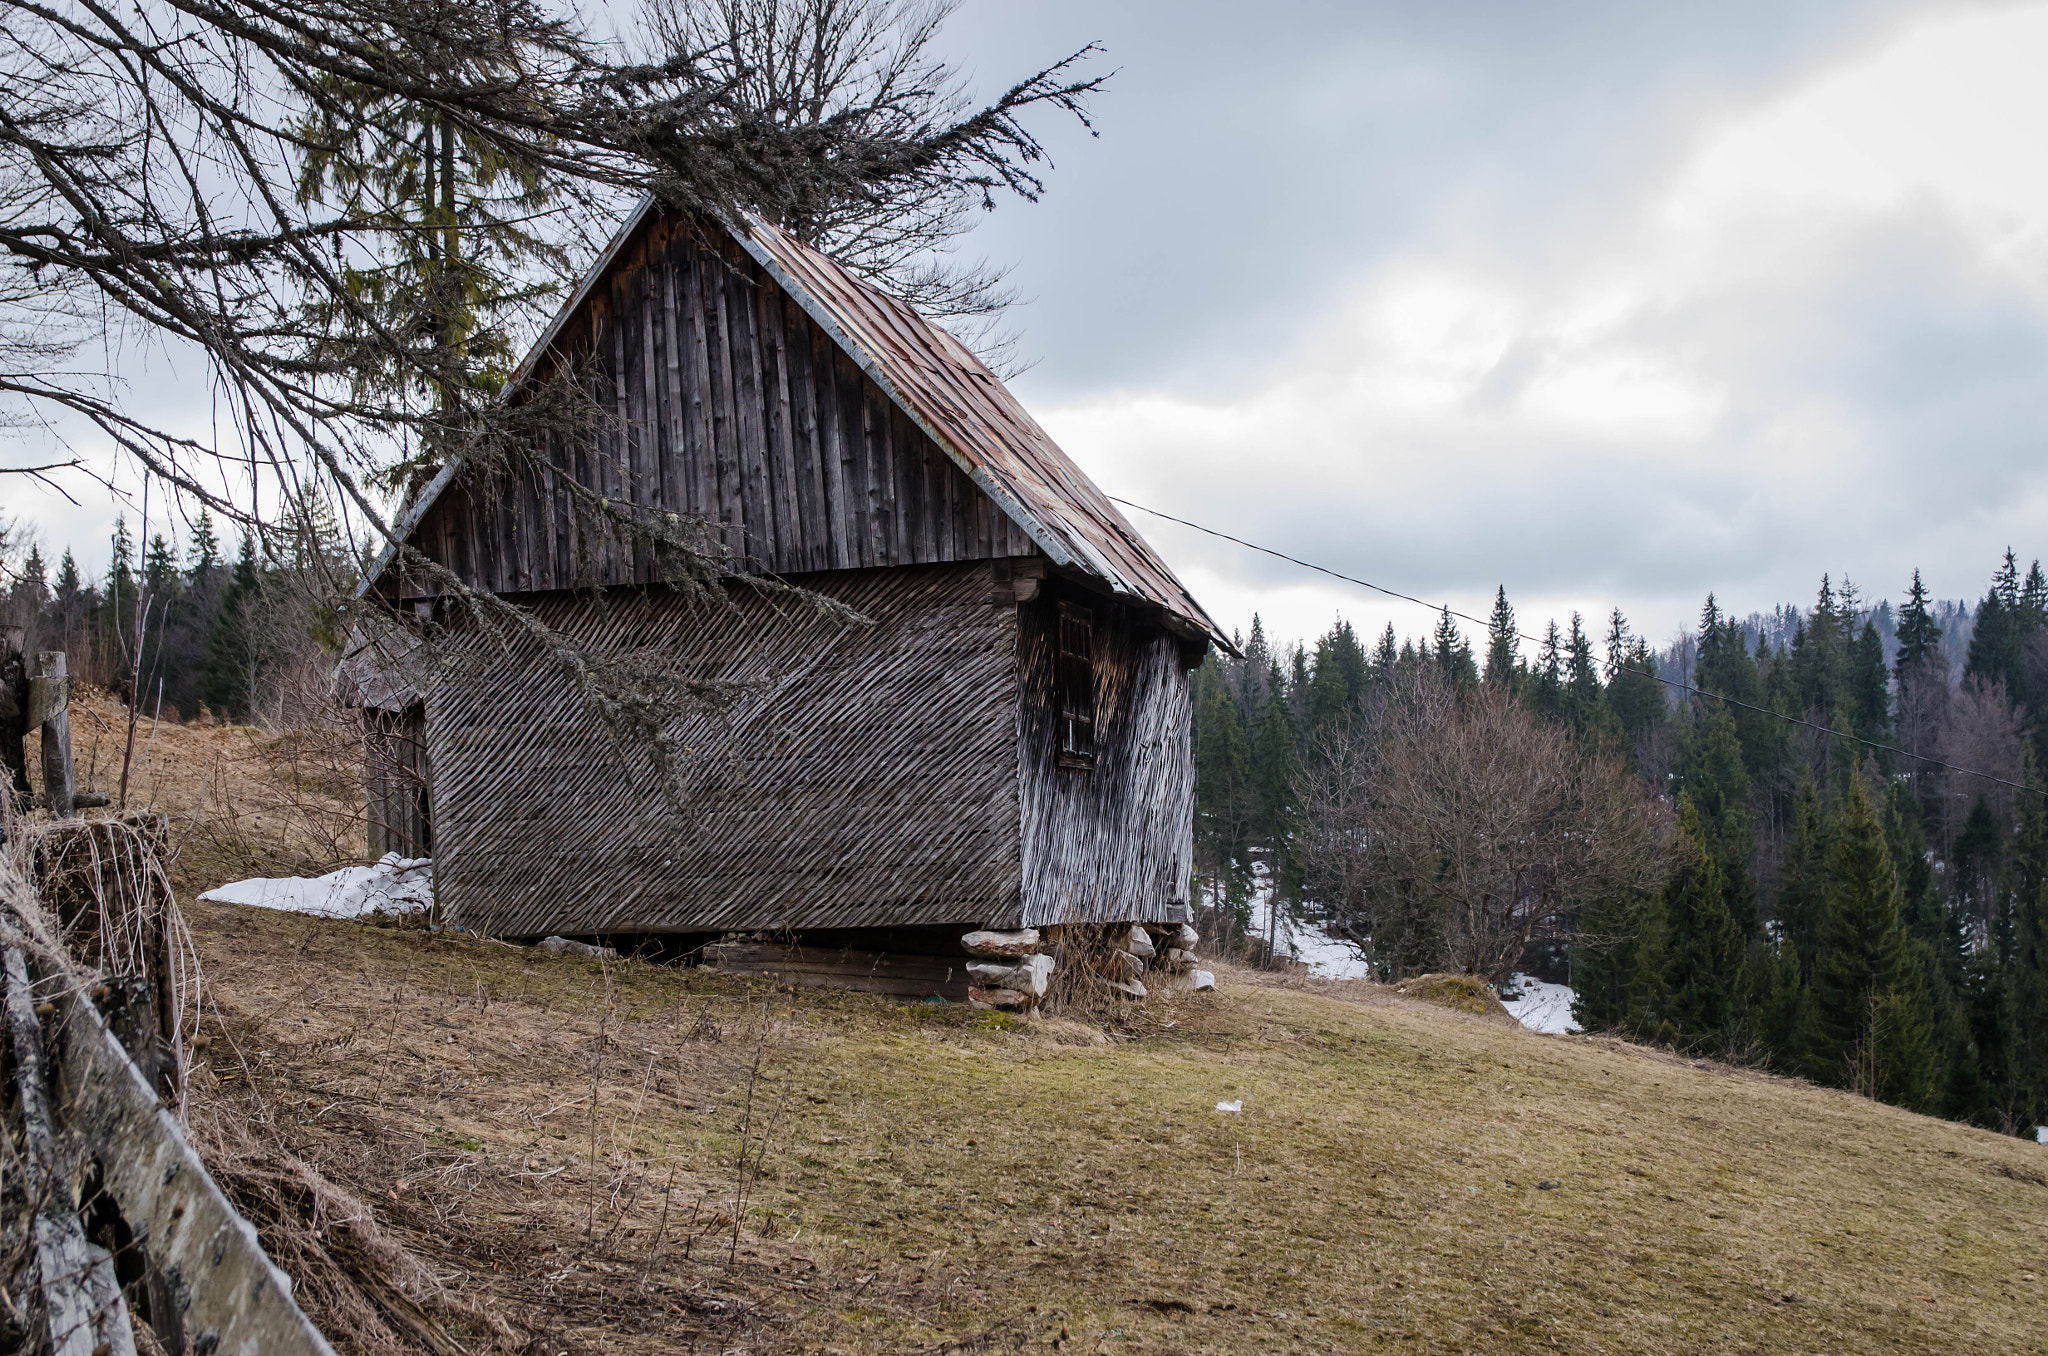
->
<box><xmin>724</xmin><ymin>215</ymin><xmax>1082</xmax><ymax>578</ymax></box>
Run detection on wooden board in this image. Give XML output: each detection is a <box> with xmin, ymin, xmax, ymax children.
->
<box><xmin>704</xmin><ymin>942</ymin><xmax>973</xmax><ymax>1000</ymax></box>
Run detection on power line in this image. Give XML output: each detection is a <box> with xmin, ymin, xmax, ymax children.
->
<box><xmin>1111</xmin><ymin>495</ymin><xmax>2040</xmax><ymax>799</ymax></box>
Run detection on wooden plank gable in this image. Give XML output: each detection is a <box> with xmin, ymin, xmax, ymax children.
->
<box><xmin>393</xmin><ymin>218</ymin><xmax>1034</xmax><ymax>598</ymax></box>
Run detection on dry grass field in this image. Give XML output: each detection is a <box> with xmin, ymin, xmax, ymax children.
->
<box><xmin>29</xmin><ymin>687</ymin><xmax>366</xmax><ymax>891</ymax></box>
<box><xmin>183</xmin><ymin>897</ymin><xmax>2048</xmax><ymax>1356</ymax></box>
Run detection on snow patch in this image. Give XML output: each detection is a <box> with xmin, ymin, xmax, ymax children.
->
<box><xmin>1501</xmin><ymin>973</ymin><xmax>1582</xmax><ymax>1035</ymax></box>
<box><xmin>1245</xmin><ymin>909</ymin><xmax>1374</xmax><ymax>980</ymax></box>
<box><xmin>199</xmin><ymin>854</ymin><xmax>433</xmax><ymax>919</ymax></box>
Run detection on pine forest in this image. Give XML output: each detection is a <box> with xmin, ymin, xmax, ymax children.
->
<box><xmin>1192</xmin><ymin>552</ymin><xmax>2048</xmax><ymax>1137</ymax></box>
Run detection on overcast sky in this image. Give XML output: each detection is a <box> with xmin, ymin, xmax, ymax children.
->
<box><xmin>14</xmin><ymin>0</ymin><xmax>2048</xmax><ymax>655</ymax></box>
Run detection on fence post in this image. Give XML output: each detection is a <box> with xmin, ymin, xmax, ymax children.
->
<box><xmin>0</xmin><ymin>628</ymin><xmax>27</xmax><ymax>807</ymax></box>
<box><xmin>30</xmin><ymin>651</ymin><xmax>73</xmax><ymax>818</ymax></box>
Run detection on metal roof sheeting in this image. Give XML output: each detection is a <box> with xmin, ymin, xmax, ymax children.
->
<box><xmin>729</xmin><ymin>213</ymin><xmax>1225</xmax><ymax>648</ymax></box>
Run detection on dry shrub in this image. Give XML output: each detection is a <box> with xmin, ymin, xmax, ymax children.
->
<box><xmin>20</xmin><ymin>810</ymin><xmax>195</xmax><ymax>1096</ymax></box>
<box><xmin>185</xmin><ymin>1094</ymin><xmax>519</xmax><ymax>1356</ymax></box>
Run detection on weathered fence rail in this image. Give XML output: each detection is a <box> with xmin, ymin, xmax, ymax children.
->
<box><xmin>2</xmin><ymin>809</ymin><xmax>335</xmax><ymax>1354</ymax></box>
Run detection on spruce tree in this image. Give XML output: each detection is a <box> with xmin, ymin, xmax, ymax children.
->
<box><xmin>204</xmin><ymin>533</ymin><xmax>264</xmax><ymax>721</ymax></box>
<box><xmin>1967</xmin><ymin>549</ymin><xmax>2026</xmax><ymax>697</ymax></box>
<box><xmin>1687</xmin><ymin>703</ymin><xmax>1757</xmax><ymax>934</ymax></box>
<box><xmin>1249</xmin><ymin>673</ymin><xmax>1298</xmax><ymax>891</ymax></box>
<box><xmin>1895</xmin><ymin>568</ymin><xmax>1943</xmax><ymax>679</ymax></box>
<box><xmin>1778</xmin><ymin>777</ymin><xmax>1826</xmax><ymax>986</ymax></box>
<box><xmin>1807</xmin><ymin>779</ymin><xmax>1933</xmax><ymax>1106</ymax></box>
<box><xmin>1483</xmin><ymin>587</ymin><xmax>1520</xmax><ymax>691</ymax></box>
<box><xmin>1373</xmin><ymin>624</ymin><xmax>1398</xmax><ymax>674</ymax></box>
<box><xmin>1849</xmin><ymin>620</ymin><xmax>1888</xmax><ymax>745</ymax></box>
<box><xmin>1530</xmin><ymin>621</ymin><xmax>1564</xmax><ymax>723</ymax></box>
<box><xmin>2008</xmin><ymin>776</ymin><xmax>2048</xmax><ymax>1132</ymax></box>
<box><xmin>1432</xmin><ymin>607</ymin><xmax>1477</xmax><ymax>692</ymax></box>
<box><xmin>1192</xmin><ymin>655</ymin><xmax>1254</xmax><ymax>913</ymax></box>
<box><xmin>1790</xmin><ymin>575</ymin><xmax>1851</xmax><ymax>727</ymax></box>
<box><xmin>1660</xmin><ymin>794</ymin><xmax>1744</xmax><ymax>1053</ymax></box>
<box><xmin>1307</xmin><ymin>620</ymin><xmax>1370</xmax><ymax>732</ymax></box>
<box><xmin>1603</xmin><ymin>610</ymin><xmax>1665</xmax><ymax>751</ymax></box>
<box><xmin>188</xmin><ymin>510</ymin><xmax>222</xmax><ymax>578</ymax></box>
<box><xmin>1562</xmin><ymin>613</ymin><xmax>1610</xmax><ymax>739</ymax></box>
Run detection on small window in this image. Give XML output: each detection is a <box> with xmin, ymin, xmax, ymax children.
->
<box><xmin>1057</xmin><ymin>602</ymin><xmax>1095</xmax><ymax>771</ymax></box>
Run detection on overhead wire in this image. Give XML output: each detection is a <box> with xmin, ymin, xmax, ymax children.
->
<box><xmin>1109</xmin><ymin>495</ymin><xmax>2040</xmax><ymax>798</ymax></box>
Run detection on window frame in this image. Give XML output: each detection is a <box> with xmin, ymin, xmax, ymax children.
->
<box><xmin>1056</xmin><ymin>600</ymin><xmax>1097</xmax><ymax>772</ymax></box>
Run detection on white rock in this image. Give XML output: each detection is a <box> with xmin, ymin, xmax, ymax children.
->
<box><xmin>1215</xmin><ymin>1098</ymin><xmax>1242</xmax><ymax>1114</ymax></box>
<box><xmin>1125</xmin><ymin>925</ymin><xmax>1157</xmax><ymax>959</ymax></box>
<box><xmin>1103</xmin><ymin>949</ymin><xmax>1146</xmax><ymax>981</ymax></box>
<box><xmin>968</xmin><ymin>986</ymin><xmax>1031</xmax><ymax>1010</ymax></box>
<box><xmin>1159</xmin><ymin>947</ymin><xmax>1198</xmax><ymax>973</ymax></box>
<box><xmin>1109</xmin><ymin>978</ymin><xmax>1148</xmax><ymax>1000</ymax></box>
<box><xmin>1175</xmin><ymin>924</ymin><xmax>1200</xmax><ymax>950</ymax></box>
<box><xmin>961</xmin><ymin>928</ymin><xmax>1040</xmax><ymax>957</ymax></box>
<box><xmin>967</xmin><ymin>953</ymin><xmax>1053</xmax><ymax>997</ymax></box>
<box><xmin>1191</xmin><ymin>970</ymin><xmax>1216</xmax><ymax>992</ymax></box>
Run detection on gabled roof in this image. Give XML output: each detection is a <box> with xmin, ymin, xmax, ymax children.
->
<box><xmin>361</xmin><ymin>200</ymin><xmax>1227</xmax><ymax>649</ymax></box>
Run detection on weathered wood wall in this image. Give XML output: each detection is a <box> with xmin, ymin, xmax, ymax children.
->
<box><xmin>426</xmin><ymin>563</ymin><xmax>1024</xmax><ymax>936</ymax></box>
<box><xmin>364</xmin><ymin>705</ymin><xmax>431</xmax><ymax>859</ymax></box>
<box><xmin>1016</xmin><ymin>587</ymin><xmax>1197</xmax><ymax>927</ymax></box>
<box><xmin>395</xmin><ymin>215</ymin><xmax>1037</xmax><ymax>599</ymax></box>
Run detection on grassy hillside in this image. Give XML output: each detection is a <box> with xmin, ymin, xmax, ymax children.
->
<box><xmin>186</xmin><ymin>900</ymin><xmax>2048</xmax><ymax>1355</ymax></box>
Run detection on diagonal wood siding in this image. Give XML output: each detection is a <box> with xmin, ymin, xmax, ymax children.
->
<box><xmin>426</xmin><ymin>563</ymin><xmax>1024</xmax><ymax>936</ymax></box>
<box><xmin>396</xmin><ymin>217</ymin><xmax>1036</xmax><ymax>599</ymax></box>
<box><xmin>1016</xmin><ymin>589</ymin><xmax>1197</xmax><ymax>926</ymax></box>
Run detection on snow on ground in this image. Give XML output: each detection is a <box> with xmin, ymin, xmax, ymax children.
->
<box><xmin>1245</xmin><ymin>907</ymin><xmax>1374</xmax><ymax>980</ymax></box>
<box><xmin>199</xmin><ymin>854</ymin><xmax>433</xmax><ymax>919</ymax></box>
<box><xmin>1241</xmin><ymin>893</ymin><xmax>1585</xmax><ymax>1034</ymax></box>
<box><xmin>1501</xmin><ymin>974</ymin><xmax>1583</xmax><ymax>1034</ymax></box>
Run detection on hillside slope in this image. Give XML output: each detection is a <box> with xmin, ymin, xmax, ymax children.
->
<box><xmin>186</xmin><ymin>901</ymin><xmax>2048</xmax><ymax>1355</ymax></box>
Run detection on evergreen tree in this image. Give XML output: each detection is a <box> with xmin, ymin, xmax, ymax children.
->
<box><xmin>1431</xmin><ymin>606</ymin><xmax>1478</xmax><ymax>692</ymax></box>
<box><xmin>1953</xmin><ymin>796</ymin><xmax>2005</xmax><ymax>937</ymax></box>
<box><xmin>1249</xmin><ymin>669</ymin><xmax>1298</xmax><ymax>884</ymax></box>
<box><xmin>1808</xmin><ymin>779</ymin><xmax>1935</xmax><ymax>1108</ymax></box>
<box><xmin>1659</xmin><ymin>794</ymin><xmax>1745</xmax><ymax>1053</ymax></box>
<box><xmin>1895</xmin><ymin>568</ymin><xmax>1943</xmax><ymax>679</ymax></box>
<box><xmin>2009</xmin><ymin>775</ymin><xmax>2048</xmax><ymax>1132</ymax></box>
<box><xmin>1529</xmin><ymin>620</ymin><xmax>1564</xmax><ymax>723</ymax></box>
<box><xmin>1603</xmin><ymin>609</ymin><xmax>1665</xmax><ymax>751</ymax></box>
<box><xmin>1483</xmin><ymin>587</ymin><xmax>1520</xmax><ymax>691</ymax></box>
<box><xmin>1372</xmin><ymin>623</ymin><xmax>1398</xmax><ymax>675</ymax></box>
<box><xmin>204</xmin><ymin>533</ymin><xmax>265</xmax><ymax>721</ymax></box>
<box><xmin>188</xmin><ymin>510</ymin><xmax>223</xmax><ymax>578</ymax></box>
<box><xmin>1307</xmin><ymin>620</ymin><xmax>1370</xmax><ymax>731</ymax></box>
<box><xmin>1790</xmin><ymin>574</ymin><xmax>1851</xmax><ymax>727</ymax></box>
<box><xmin>1562</xmin><ymin>613</ymin><xmax>1610</xmax><ymax>738</ymax></box>
<box><xmin>144</xmin><ymin>532</ymin><xmax>179</xmax><ymax>594</ymax></box>
<box><xmin>1966</xmin><ymin>549</ymin><xmax>2034</xmax><ymax>703</ymax></box>
<box><xmin>1686</xmin><ymin>703</ymin><xmax>1757</xmax><ymax>934</ymax></box>
<box><xmin>1192</xmin><ymin>654</ymin><xmax>1254</xmax><ymax>905</ymax></box>
<box><xmin>1849</xmin><ymin>620</ymin><xmax>1888</xmax><ymax>744</ymax></box>
<box><xmin>1778</xmin><ymin>777</ymin><xmax>1826</xmax><ymax>986</ymax></box>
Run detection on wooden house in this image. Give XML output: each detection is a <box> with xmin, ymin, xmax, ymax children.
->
<box><xmin>348</xmin><ymin>201</ymin><xmax>1228</xmax><ymax>967</ymax></box>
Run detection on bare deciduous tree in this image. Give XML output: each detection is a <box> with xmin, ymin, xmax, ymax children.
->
<box><xmin>0</xmin><ymin>0</ymin><xmax>1101</xmax><ymax>771</ymax></box>
<box><xmin>1294</xmin><ymin>668</ymin><xmax>1660</xmax><ymax>983</ymax></box>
